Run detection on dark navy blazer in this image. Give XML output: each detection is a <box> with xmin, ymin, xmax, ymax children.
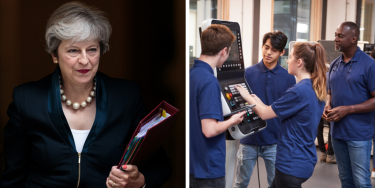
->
<box><xmin>1</xmin><ymin>68</ymin><xmax>171</xmax><ymax>187</ymax></box>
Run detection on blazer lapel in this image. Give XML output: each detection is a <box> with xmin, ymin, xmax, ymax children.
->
<box><xmin>82</xmin><ymin>72</ymin><xmax>108</xmax><ymax>153</ymax></box>
<box><xmin>48</xmin><ymin>67</ymin><xmax>76</xmax><ymax>151</ymax></box>
<box><xmin>47</xmin><ymin>68</ymin><xmax>108</xmax><ymax>153</ymax></box>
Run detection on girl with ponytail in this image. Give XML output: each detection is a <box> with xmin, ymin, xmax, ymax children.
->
<box><xmin>235</xmin><ymin>42</ymin><xmax>327</xmax><ymax>188</ymax></box>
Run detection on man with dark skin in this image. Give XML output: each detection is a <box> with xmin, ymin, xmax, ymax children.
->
<box><xmin>371</xmin><ymin>49</ymin><xmax>375</xmax><ymax>179</ymax></box>
<box><xmin>323</xmin><ymin>21</ymin><xmax>375</xmax><ymax>188</ymax></box>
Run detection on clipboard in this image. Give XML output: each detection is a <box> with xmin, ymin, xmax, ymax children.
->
<box><xmin>117</xmin><ymin>101</ymin><xmax>179</xmax><ymax>169</ymax></box>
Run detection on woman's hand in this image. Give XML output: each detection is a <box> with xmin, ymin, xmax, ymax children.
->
<box><xmin>234</xmin><ymin>85</ymin><xmax>255</xmax><ymax>104</ymax></box>
<box><xmin>106</xmin><ymin>165</ymin><xmax>145</xmax><ymax>188</ymax></box>
<box><xmin>250</xmin><ymin>94</ymin><xmax>261</xmax><ymax>104</ymax></box>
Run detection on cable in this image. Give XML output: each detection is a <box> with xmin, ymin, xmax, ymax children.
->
<box><xmin>255</xmin><ymin>134</ymin><xmax>261</xmax><ymax>188</ymax></box>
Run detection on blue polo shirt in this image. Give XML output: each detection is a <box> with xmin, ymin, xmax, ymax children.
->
<box><xmin>328</xmin><ymin>47</ymin><xmax>375</xmax><ymax>141</ymax></box>
<box><xmin>241</xmin><ymin>60</ymin><xmax>296</xmax><ymax>146</ymax></box>
<box><xmin>271</xmin><ymin>79</ymin><xmax>325</xmax><ymax>179</ymax></box>
<box><xmin>190</xmin><ymin>60</ymin><xmax>225</xmax><ymax>179</ymax></box>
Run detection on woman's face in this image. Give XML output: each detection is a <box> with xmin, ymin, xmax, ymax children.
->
<box><xmin>287</xmin><ymin>49</ymin><xmax>298</xmax><ymax>75</ymax></box>
<box><xmin>55</xmin><ymin>39</ymin><xmax>100</xmax><ymax>86</ymax></box>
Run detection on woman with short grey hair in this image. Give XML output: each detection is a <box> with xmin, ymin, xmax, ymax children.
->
<box><xmin>45</xmin><ymin>2</ymin><xmax>111</xmax><ymax>56</ymax></box>
<box><xmin>1</xmin><ymin>2</ymin><xmax>171</xmax><ymax>188</ymax></box>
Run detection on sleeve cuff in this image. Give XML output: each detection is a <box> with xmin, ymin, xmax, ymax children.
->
<box><xmin>200</xmin><ymin>114</ymin><xmax>222</xmax><ymax>121</ymax></box>
<box><xmin>271</xmin><ymin>104</ymin><xmax>283</xmax><ymax>120</ymax></box>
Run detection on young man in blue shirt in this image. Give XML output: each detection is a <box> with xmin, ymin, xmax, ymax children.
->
<box><xmin>323</xmin><ymin>21</ymin><xmax>375</xmax><ymax>188</ymax></box>
<box><xmin>234</xmin><ymin>31</ymin><xmax>296</xmax><ymax>188</ymax></box>
<box><xmin>190</xmin><ymin>24</ymin><xmax>246</xmax><ymax>188</ymax></box>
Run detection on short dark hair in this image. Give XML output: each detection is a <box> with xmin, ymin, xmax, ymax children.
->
<box><xmin>262</xmin><ymin>31</ymin><xmax>288</xmax><ymax>52</ymax></box>
<box><xmin>201</xmin><ymin>24</ymin><xmax>236</xmax><ymax>56</ymax></box>
<box><xmin>371</xmin><ymin>49</ymin><xmax>375</xmax><ymax>59</ymax></box>
<box><xmin>340</xmin><ymin>21</ymin><xmax>360</xmax><ymax>41</ymax></box>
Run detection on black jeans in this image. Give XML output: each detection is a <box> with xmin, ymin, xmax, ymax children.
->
<box><xmin>317</xmin><ymin>118</ymin><xmax>334</xmax><ymax>155</ymax></box>
<box><xmin>270</xmin><ymin>168</ymin><xmax>308</xmax><ymax>188</ymax></box>
<box><xmin>189</xmin><ymin>174</ymin><xmax>225</xmax><ymax>188</ymax></box>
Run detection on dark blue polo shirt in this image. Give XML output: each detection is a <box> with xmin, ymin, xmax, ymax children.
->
<box><xmin>189</xmin><ymin>60</ymin><xmax>225</xmax><ymax>179</ymax></box>
<box><xmin>328</xmin><ymin>47</ymin><xmax>375</xmax><ymax>141</ymax></box>
<box><xmin>241</xmin><ymin>60</ymin><xmax>296</xmax><ymax>146</ymax></box>
<box><xmin>271</xmin><ymin>79</ymin><xmax>325</xmax><ymax>179</ymax></box>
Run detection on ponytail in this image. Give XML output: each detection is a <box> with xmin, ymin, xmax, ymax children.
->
<box><xmin>292</xmin><ymin>42</ymin><xmax>327</xmax><ymax>101</ymax></box>
<box><xmin>311</xmin><ymin>43</ymin><xmax>327</xmax><ymax>101</ymax></box>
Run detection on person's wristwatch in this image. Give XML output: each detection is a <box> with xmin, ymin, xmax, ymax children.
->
<box><xmin>140</xmin><ymin>183</ymin><xmax>146</xmax><ymax>188</ymax></box>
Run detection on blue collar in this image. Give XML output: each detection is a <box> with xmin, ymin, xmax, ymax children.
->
<box><xmin>299</xmin><ymin>78</ymin><xmax>312</xmax><ymax>85</ymax></box>
<box><xmin>338</xmin><ymin>47</ymin><xmax>361</xmax><ymax>64</ymax></box>
<box><xmin>193</xmin><ymin>59</ymin><xmax>214</xmax><ymax>75</ymax></box>
<box><xmin>258</xmin><ymin>59</ymin><xmax>282</xmax><ymax>75</ymax></box>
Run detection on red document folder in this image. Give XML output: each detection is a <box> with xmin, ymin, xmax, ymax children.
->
<box><xmin>117</xmin><ymin>101</ymin><xmax>179</xmax><ymax>169</ymax></box>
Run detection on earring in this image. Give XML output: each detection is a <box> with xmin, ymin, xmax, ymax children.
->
<box><xmin>54</xmin><ymin>60</ymin><xmax>58</xmax><ymax>64</ymax></box>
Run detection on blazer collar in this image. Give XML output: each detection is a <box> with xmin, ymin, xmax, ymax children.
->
<box><xmin>48</xmin><ymin>66</ymin><xmax>108</xmax><ymax>153</ymax></box>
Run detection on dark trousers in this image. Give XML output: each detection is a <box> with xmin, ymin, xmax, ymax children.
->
<box><xmin>270</xmin><ymin>168</ymin><xmax>308</xmax><ymax>188</ymax></box>
<box><xmin>317</xmin><ymin>118</ymin><xmax>334</xmax><ymax>155</ymax></box>
<box><xmin>190</xmin><ymin>174</ymin><xmax>225</xmax><ymax>188</ymax></box>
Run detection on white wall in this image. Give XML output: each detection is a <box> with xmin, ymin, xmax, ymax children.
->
<box><xmin>229</xmin><ymin>0</ymin><xmax>243</xmax><ymax>24</ymax></box>
<box><xmin>195</xmin><ymin>0</ymin><xmax>214</xmax><ymax>58</ymax></box>
<box><xmin>189</xmin><ymin>11</ymin><xmax>197</xmax><ymax>57</ymax></box>
<box><xmin>326</xmin><ymin>0</ymin><xmax>357</xmax><ymax>40</ymax></box>
<box><xmin>229</xmin><ymin>0</ymin><xmax>272</xmax><ymax>66</ymax></box>
<box><xmin>258</xmin><ymin>0</ymin><xmax>273</xmax><ymax>64</ymax></box>
<box><xmin>242</xmin><ymin>1</ymin><xmax>254</xmax><ymax>67</ymax></box>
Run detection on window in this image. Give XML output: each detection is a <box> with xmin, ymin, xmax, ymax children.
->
<box><xmin>273</xmin><ymin>0</ymin><xmax>311</xmax><ymax>70</ymax></box>
<box><xmin>189</xmin><ymin>0</ymin><xmax>218</xmax><ymax>68</ymax></box>
<box><xmin>359</xmin><ymin>1</ymin><xmax>373</xmax><ymax>43</ymax></box>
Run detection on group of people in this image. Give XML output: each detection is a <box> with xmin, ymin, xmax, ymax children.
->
<box><xmin>1</xmin><ymin>2</ymin><xmax>374</xmax><ymax>188</ymax></box>
<box><xmin>190</xmin><ymin>21</ymin><xmax>375</xmax><ymax>188</ymax></box>
<box><xmin>1</xmin><ymin>2</ymin><xmax>171</xmax><ymax>188</ymax></box>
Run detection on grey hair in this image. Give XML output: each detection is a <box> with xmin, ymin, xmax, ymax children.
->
<box><xmin>45</xmin><ymin>2</ymin><xmax>112</xmax><ymax>55</ymax></box>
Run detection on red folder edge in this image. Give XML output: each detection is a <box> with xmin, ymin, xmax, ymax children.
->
<box><xmin>117</xmin><ymin>101</ymin><xmax>179</xmax><ymax>169</ymax></box>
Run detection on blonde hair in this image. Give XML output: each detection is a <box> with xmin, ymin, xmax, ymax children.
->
<box><xmin>292</xmin><ymin>42</ymin><xmax>327</xmax><ymax>101</ymax></box>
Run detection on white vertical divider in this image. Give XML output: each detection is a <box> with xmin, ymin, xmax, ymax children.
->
<box><xmin>258</xmin><ymin>0</ymin><xmax>273</xmax><ymax>63</ymax></box>
<box><xmin>326</xmin><ymin>0</ymin><xmax>357</xmax><ymax>40</ymax></box>
<box><xmin>242</xmin><ymin>0</ymin><xmax>254</xmax><ymax>68</ymax></box>
<box><xmin>195</xmin><ymin>0</ymin><xmax>205</xmax><ymax>58</ymax></box>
